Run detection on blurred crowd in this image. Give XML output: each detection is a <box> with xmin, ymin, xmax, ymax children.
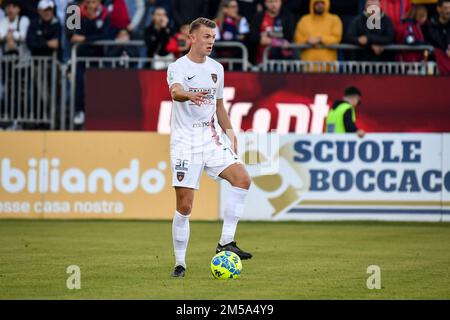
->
<box><xmin>0</xmin><ymin>0</ymin><xmax>448</xmax><ymax>69</ymax></box>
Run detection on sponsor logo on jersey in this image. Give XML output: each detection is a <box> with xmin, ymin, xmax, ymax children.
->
<box><xmin>193</xmin><ymin>121</ymin><xmax>211</xmax><ymax>128</ymax></box>
<box><xmin>189</xmin><ymin>88</ymin><xmax>216</xmax><ymax>94</ymax></box>
<box><xmin>188</xmin><ymin>88</ymin><xmax>216</xmax><ymax>106</ymax></box>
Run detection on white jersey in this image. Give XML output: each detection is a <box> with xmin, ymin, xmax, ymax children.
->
<box><xmin>167</xmin><ymin>55</ymin><xmax>225</xmax><ymax>153</ymax></box>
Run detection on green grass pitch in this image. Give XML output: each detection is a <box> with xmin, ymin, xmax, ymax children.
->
<box><xmin>0</xmin><ymin>220</ymin><xmax>449</xmax><ymax>299</ymax></box>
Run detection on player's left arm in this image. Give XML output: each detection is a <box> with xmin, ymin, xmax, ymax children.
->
<box><xmin>216</xmin><ymin>99</ymin><xmax>238</xmax><ymax>154</ymax></box>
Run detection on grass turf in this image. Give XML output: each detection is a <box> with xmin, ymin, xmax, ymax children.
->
<box><xmin>0</xmin><ymin>220</ymin><xmax>449</xmax><ymax>299</ymax></box>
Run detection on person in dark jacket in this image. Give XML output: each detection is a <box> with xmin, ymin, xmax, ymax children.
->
<box><xmin>26</xmin><ymin>0</ymin><xmax>61</xmax><ymax>124</ymax></box>
<box><xmin>144</xmin><ymin>6</ymin><xmax>172</xmax><ymax>69</ymax></box>
<box><xmin>67</xmin><ymin>0</ymin><xmax>111</xmax><ymax>58</ymax></box>
<box><xmin>67</xmin><ymin>0</ymin><xmax>110</xmax><ymax>125</ymax></box>
<box><xmin>423</xmin><ymin>0</ymin><xmax>450</xmax><ymax>54</ymax></box>
<box><xmin>27</xmin><ymin>0</ymin><xmax>61</xmax><ymax>57</ymax></box>
<box><xmin>423</xmin><ymin>0</ymin><xmax>450</xmax><ymax>74</ymax></box>
<box><xmin>247</xmin><ymin>0</ymin><xmax>296</xmax><ymax>65</ymax></box>
<box><xmin>346</xmin><ymin>0</ymin><xmax>395</xmax><ymax>61</ymax></box>
<box><xmin>144</xmin><ymin>6</ymin><xmax>171</xmax><ymax>58</ymax></box>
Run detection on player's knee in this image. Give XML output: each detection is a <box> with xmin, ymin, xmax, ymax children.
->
<box><xmin>177</xmin><ymin>201</ymin><xmax>193</xmax><ymax>215</ymax></box>
<box><xmin>234</xmin><ymin>175</ymin><xmax>252</xmax><ymax>190</ymax></box>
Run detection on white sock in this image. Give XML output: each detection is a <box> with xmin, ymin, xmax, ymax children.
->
<box><xmin>220</xmin><ymin>186</ymin><xmax>248</xmax><ymax>246</ymax></box>
<box><xmin>172</xmin><ymin>210</ymin><xmax>190</xmax><ymax>268</ymax></box>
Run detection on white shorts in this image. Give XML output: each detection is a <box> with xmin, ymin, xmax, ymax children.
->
<box><xmin>170</xmin><ymin>143</ymin><xmax>241</xmax><ymax>190</ymax></box>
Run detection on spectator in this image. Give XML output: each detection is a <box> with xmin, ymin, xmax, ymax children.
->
<box><xmin>68</xmin><ymin>0</ymin><xmax>110</xmax><ymax>125</ymax></box>
<box><xmin>396</xmin><ymin>4</ymin><xmax>428</xmax><ymax>62</ymax></box>
<box><xmin>215</xmin><ymin>0</ymin><xmax>250</xmax><ymax>42</ymax></box>
<box><xmin>103</xmin><ymin>0</ymin><xmax>130</xmax><ymax>39</ymax></box>
<box><xmin>213</xmin><ymin>0</ymin><xmax>249</xmax><ymax>69</ymax></box>
<box><xmin>247</xmin><ymin>0</ymin><xmax>296</xmax><ymax>64</ymax></box>
<box><xmin>165</xmin><ymin>21</ymin><xmax>190</xmax><ymax>58</ymax></box>
<box><xmin>27</xmin><ymin>0</ymin><xmax>61</xmax><ymax>57</ymax></box>
<box><xmin>0</xmin><ymin>1</ymin><xmax>5</xmax><ymax>20</ymax></box>
<box><xmin>294</xmin><ymin>0</ymin><xmax>343</xmax><ymax>63</ymax></box>
<box><xmin>380</xmin><ymin>0</ymin><xmax>412</xmax><ymax>32</ymax></box>
<box><xmin>171</xmin><ymin>0</ymin><xmax>209</xmax><ymax>29</ymax></box>
<box><xmin>103</xmin><ymin>0</ymin><xmax>144</xmax><ymax>60</ymax></box>
<box><xmin>133</xmin><ymin>0</ymin><xmax>171</xmax><ymax>66</ymax></box>
<box><xmin>326</xmin><ymin>86</ymin><xmax>365</xmax><ymax>138</ymax></box>
<box><xmin>144</xmin><ymin>6</ymin><xmax>172</xmax><ymax>69</ymax></box>
<box><xmin>124</xmin><ymin>0</ymin><xmax>145</xmax><ymax>35</ymax></box>
<box><xmin>423</xmin><ymin>0</ymin><xmax>450</xmax><ymax>51</ymax></box>
<box><xmin>26</xmin><ymin>0</ymin><xmax>61</xmax><ymax>125</ymax></box>
<box><xmin>68</xmin><ymin>0</ymin><xmax>110</xmax><ymax>57</ymax></box>
<box><xmin>0</xmin><ymin>0</ymin><xmax>30</xmax><ymax>55</ymax></box>
<box><xmin>423</xmin><ymin>0</ymin><xmax>450</xmax><ymax>74</ymax></box>
<box><xmin>136</xmin><ymin>0</ymin><xmax>172</xmax><ymax>37</ymax></box>
<box><xmin>346</xmin><ymin>0</ymin><xmax>395</xmax><ymax>61</ymax></box>
<box><xmin>144</xmin><ymin>6</ymin><xmax>170</xmax><ymax>56</ymax></box>
<box><xmin>0</xmin><ymin>0</ymin><xmax>30</xmax><ymax>124</ymax></box>
<box><xmin>53</xmin><ymin>0</ymin><xmax>71</xmax><ymax>62</ymax></box>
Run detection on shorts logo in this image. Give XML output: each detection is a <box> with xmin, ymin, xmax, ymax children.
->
<box><xmin>175</xmin><ymin>159</ymin><xmax>189</xmax><ymax>171</ymax></box>
<box><xmin>177</xmin><ymin>171</ymin><xmax>185</xmax><ymax>182</ymax></box>
<box><xmin>211</xmin><ymin>73</ymin><xmax>217</xmax><ymax>83</ymax></box>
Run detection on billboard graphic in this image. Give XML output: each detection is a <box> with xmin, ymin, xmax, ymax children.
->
<box><xmin>221</xmin><ymin>133</ymin><xmax>450</xmax><ymax>221</ymax></box>
<box><xmin>85</xmin><ymin>70</ymin><xmax>450</xmax><ymax>133</ymax></box>
<box><xmin>0</xmin><ymin>132</ymin><xmax>219</xmax><ymax>220</ymax></box>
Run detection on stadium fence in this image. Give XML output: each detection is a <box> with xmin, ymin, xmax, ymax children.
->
<box><xmin>0</xmin><ymin>41</ymin><xmax>442</xmax><ymax>130</ymax></box>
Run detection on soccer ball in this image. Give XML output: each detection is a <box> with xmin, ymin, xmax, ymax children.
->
<box><xmin>210</xmin><ymin>251</ymin><xmax>242</xmax><ymax>280</ymax></box>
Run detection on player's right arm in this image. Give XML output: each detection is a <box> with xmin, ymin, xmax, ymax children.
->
<box><xmin>170</xmin><ymin>83</ymin><xmax>207</xmax><ymax>106</ymax></box>
<box><xmin>167</xmin><ymin>62</ymin><xmax>207</xmax><ymax>106</ymax></box>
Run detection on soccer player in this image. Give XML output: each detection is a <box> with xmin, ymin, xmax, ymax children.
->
<box><xmin>167</xmin><ymin>17</ymin><xmax>252</xmax><ymax>278</ymax></box>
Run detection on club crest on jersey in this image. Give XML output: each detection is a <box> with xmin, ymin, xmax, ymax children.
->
<box><xmin>211</xmin><ymin>73</ymin><xmax>217</xmax><ymax>83</ymax></box>
<box><xmin>177</xmin><ymin>171</ymin><xmax>185</xmax><ymax>182</ymax></box>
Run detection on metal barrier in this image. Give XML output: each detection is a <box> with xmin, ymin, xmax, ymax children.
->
<box><xmin>0</xmin><ymin>40</ymin><xmax>443</xmax><ymax>131</ymax></box>
<box><xmin>70</xmin><ymin>40</ymin><xmax>248</xmax><ymax>72</ymax></box>
<box><xmin>0</xmin><ymin>53</ymin><xmax>59</xmax><ymax>129</ymax></box>
<box><xmin>263</xmin><ymin>60</ymin><xmax>438</xmax><ymax>75</ymax></box>
<box><xmin>262</xmin><ymin>43</ymin><xmax>438</xmax><ymax>75</ymax></box>
<box><xmin>213</xmin><ymin>41</ymin><xmax>249</xmax><ymax>71</ymax></box>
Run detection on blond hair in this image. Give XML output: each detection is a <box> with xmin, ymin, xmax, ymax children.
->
<box><xmin>189</xmin><ymin>17</ymin><xmax>217</xmax><ymax>34</ymax></box>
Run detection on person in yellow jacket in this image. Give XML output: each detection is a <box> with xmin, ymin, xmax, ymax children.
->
<box><xmin>294</xmin><ymin>0</ymin><xmax>343</xmax><ymax>64</ymax></box>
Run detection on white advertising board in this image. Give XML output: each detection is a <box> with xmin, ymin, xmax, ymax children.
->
<box><xmin>221</xmin><ymin>134</ymin><xmax>449</xmax><ymax>222</ymax></box>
